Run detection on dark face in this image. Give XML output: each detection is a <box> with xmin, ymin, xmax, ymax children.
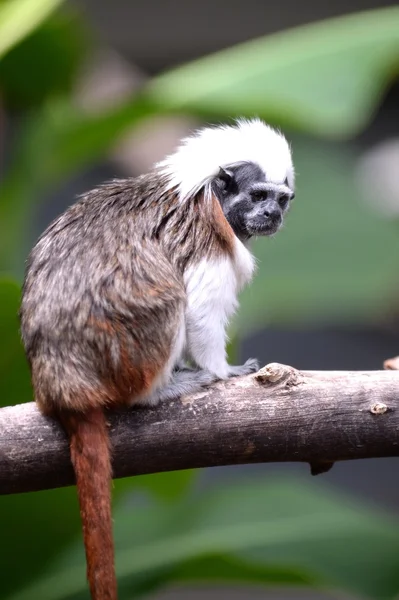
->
<box><xmin>212</xmin><ymin>162</ymin><xmax>295</xmax><ymax>241</ymax></box>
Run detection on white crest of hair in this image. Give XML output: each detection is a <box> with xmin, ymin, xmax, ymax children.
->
<box><xmin>157</xmin><ymin>118</ymin><xmax>294</xmax><ymax>201</ymax></box>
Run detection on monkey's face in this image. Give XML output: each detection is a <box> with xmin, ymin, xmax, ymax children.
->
<box><xmin>213</xmin><ymin>162</ymin><xmax>295</xmax><ymax>241</ymax></box>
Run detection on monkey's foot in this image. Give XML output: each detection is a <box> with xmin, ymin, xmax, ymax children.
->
<box><xmin>227</xmin><ymin>358</ymin><xmax>259</xmax><ymax>378</ymax></box>
<box><xmin>146</xmin><ymin>368</ymin><xmax>218</xmax><ymax>405</ymax></box>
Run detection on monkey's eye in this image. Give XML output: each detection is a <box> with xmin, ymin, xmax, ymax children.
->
<box><xmin>278</xmin><ymin>195</ymin><xmax>290</xmax><ymax>209</ymax></box>
<box><xmin>251</xmin><ymin>190</ymin><xmax>265</xmax><ymax>202</ymax></box>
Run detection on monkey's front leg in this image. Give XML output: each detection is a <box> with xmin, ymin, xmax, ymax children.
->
<box><xmin>185</xmin><ymin>283</ymin><xmax>259</xmax><ymax>380</ymax></box>
<box><xmin>187</xmin><ymin>323</ymin><xmax>258</xmax><ymax>379</ymax></box>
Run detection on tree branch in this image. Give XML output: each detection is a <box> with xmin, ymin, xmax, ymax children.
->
<box><xmin>1</xmin><ymin>362</ymin><xmax>399</xmax><ymax>495</ymax></box>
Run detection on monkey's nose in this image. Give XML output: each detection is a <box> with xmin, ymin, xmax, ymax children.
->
<box><xmin>264</xmin><ymin>208</ymin><xmax>281</xmax><ymax>222</ymax></box>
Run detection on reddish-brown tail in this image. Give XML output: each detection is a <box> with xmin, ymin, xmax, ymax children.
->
<box><xmin>60</xmin><ymin>408</ymin><xmax>117</xmax><ymax>600</ymax></box>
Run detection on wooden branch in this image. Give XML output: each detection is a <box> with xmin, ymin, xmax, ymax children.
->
<box><xmin>1</xmin><ymin>362</ymin><xmax>399</xmax><ymax>495</ymax></box>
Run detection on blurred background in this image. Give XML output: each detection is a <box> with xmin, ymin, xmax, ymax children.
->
<box><xmin>1</xmin><ymin>0</ymin><xmax>399</xmax><ymax>599</ymax></box>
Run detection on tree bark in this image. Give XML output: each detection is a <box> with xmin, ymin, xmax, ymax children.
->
<box><xmin>1</xmin><ymin>362</ymin><xmax>399</xmax><ymax>495</ymax></box>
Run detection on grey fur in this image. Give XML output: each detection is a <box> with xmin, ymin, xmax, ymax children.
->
<box><xmin>20</xmin><ymin>162</ymin><xmax>291</xmax><ymax>413</ymax></box>
<box><xmin>144</xmin><ymin>368</ymin><xmax>219</xmax><ymax>405</ymax></box>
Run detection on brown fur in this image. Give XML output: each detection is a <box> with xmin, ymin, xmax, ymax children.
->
<box><xmin>59</xmin><ymin>407</ymin><xmax>116</xmax><ymax>600</ymax></box>
<box><xmin>208</xmin><ymin>194</ymin><xmax>235</xmax><ymax>256</ymax></box>
<box><xmin>85</xmin><ymin>316</ymin><xmax>167</xmax><ymax>405</ymax></box>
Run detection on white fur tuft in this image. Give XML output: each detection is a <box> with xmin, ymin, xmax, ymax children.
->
<box><xmin>157</xmin><ymin>118</ymin><xmax>294</xmax><ymax>201</ymax></box>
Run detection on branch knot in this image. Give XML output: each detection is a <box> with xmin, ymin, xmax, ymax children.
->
<box><xmin>255</xmin><ymin>362</ymin><xmax>299</xmax><ymax>385</ymax></box>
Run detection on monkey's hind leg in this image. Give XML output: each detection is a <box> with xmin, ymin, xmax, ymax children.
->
<box><xmin>144</xmin><ymin>368</ymin><xmax>218</xmax><ymax>405</ymax></box>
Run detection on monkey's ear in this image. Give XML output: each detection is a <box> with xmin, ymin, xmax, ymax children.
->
<box><xmin>217</xmin><ymin>167</ymin><xmax>234</xmax><ymax>191</ymax></box>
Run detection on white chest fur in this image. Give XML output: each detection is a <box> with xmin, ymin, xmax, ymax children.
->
<box><xmin>184</xmin><ymin>240</ymin><xmax>255</xmax><ymax>326</ymax></box>
<box><xmin>182</xmin><ymin>240</ymin><xmax>256</xmax><ymax>378</ymax></box>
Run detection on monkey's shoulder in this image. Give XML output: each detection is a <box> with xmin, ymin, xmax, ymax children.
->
<box><xmin>30</xmin><ymin>175</ymin><xmax>167</xmax><ymax>255</ymax></box>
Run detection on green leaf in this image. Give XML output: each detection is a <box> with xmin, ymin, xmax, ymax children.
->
<box><xmin>165</xmin><ymin>554</ymin><xmax>314</xmax><ymax>591</ymax></box>
<box><xmin>9</xmin><ymin>478</ymin><xmax>399</xmax><ymax>600</ymax></box>
<box><xmin>0</xmin><ymin>472</ymin><xmax>197</xmax><ymax>598</ymax></box>
<box><xmin>114</xmin><ymin>470</ymin><xmax>196</xmax><ymax>503</ymax></box>
<box><xmin>236</xmin><ymin>137</ymin><xmax>399</xmax><ymax>331</ymax></box>
<box><xmin>0</xmin><ymin>0</ymin><xmax>64</xmax><ymax>59</ymax></box>
<box><xmin>0</xmin><ymin>10</ymin><xmax>88</xmax><ymax>110</ymax></box>
<box><xmin>147</xmin><ymin>7</ymin><xmax>399</xmax><ymax>138</ymax></box>
<box><xmin>0</xmin><ymin>278</ymin><xmax>32</xmax><ymax>407</ymax></box>
<box><xmin>116</xmin><ymin>555</ymin><xmax>313</xmax><ymax>600</ymax></box>
<box><xmin>0</xmin><ymin>487</ymin><xmax>81</xmax><ymax>598</ymax></box>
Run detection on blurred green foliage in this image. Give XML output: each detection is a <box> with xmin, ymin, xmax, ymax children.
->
<box><xmin>1</xmin><ymin>2</ymin><xmax>399</xmax><ymax>599</ymax></box>
<box><xmin>148</xmin><ymin>6</ymin><xmax>399</xmax><ymax>138</ymax></box>
<box><xmin>0</xmin><ymin>9</ymin><xmax>87</xmax><ymax>110</ymax></box>
<box><xmin>0</xmin><ymin>0</ymin><xmax>63</xmax><ymax>58</ymax></box>
<box><xmin>10</xmin><ymin>478</ymin><xmax>399</xmax><ymax>600</ymax></box>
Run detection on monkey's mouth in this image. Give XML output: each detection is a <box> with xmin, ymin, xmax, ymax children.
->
<box><xmin>247</xmin><ymin>218</ymin><xmax>282</xmax><ymax>236</ymax></box>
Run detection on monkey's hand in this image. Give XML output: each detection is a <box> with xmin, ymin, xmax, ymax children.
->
<box><xmin>227</xmin><ymin>358</ymin><xmax>260</xmax><ymax>378</ymax></box>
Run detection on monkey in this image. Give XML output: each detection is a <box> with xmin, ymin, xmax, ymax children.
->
<box><xmin>19</xmin><ymin>118</ymin><xmax>295</xmax><ymax>600</ymax></box>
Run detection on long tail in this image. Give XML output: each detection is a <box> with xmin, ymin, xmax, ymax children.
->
<box><xmin>60</xmin><ymin>407</ymin><xmax>117</xmax><ymax>600</ymax></box>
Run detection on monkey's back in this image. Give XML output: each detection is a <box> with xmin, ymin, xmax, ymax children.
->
<box><xmin>20</xmin><ymin>177</ymin><xmax>186</xmax><ymax>414</ymax></box>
